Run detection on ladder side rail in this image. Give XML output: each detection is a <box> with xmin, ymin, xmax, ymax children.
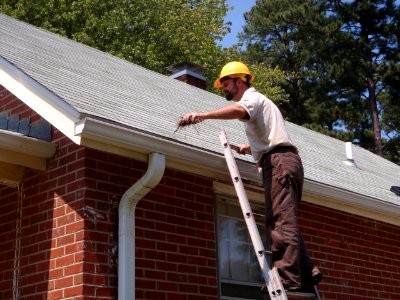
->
<box><xmin>219</xmin><ymin>132</ymin><xmax>270</xmax><ymax>278</ymax></box>
<box><xmin>218</xmin><ymin>130</ymin><xmax>287</xmax><ymax>300</ymax></box>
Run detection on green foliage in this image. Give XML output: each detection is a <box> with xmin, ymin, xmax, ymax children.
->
<box><xmin>239</xmin><ymin>0</ymin><xmax>400</xmax><ymax>164</ymax></box>
<box><xmin>0</xmin><ymin>0</ymin><xmax>230</xmax><ymax>90</ymax></box>
<box><xmin>249</xmin><ymin>64</ymin><xmax>290</xmax><ymax>106</ymax></box>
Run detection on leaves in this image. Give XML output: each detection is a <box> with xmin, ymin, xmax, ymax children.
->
<box><xmin>239</xmin><ymin>0</ymin><xmax>400</xmax><ymax>164</ymax></box>
<box><xmin>0</xmin><ymin>0</ymin><xmax>230</xmax><ymax>90</ymax></box>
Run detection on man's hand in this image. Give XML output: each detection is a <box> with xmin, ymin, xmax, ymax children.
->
<box><xmin>180</xmin><ymin>112</ymin><xmax>205</xmax><ymax>124</ymax></box>
<box><xmin>237</xmin><ymin>144</ymin><xmax>251</xmax><ymax>154</ymax></box>
<box><xmin>230</xmin><ymin>143</ymin><xmax>251</xmax><ymax>155</ymax></box>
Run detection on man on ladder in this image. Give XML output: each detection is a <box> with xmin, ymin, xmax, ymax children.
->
<box><xmin>180</xmin><ymin>62</ymin><xmax>323</xmax><ymax>294</ymax></box>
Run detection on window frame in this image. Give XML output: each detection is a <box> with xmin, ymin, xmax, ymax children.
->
<box><xmin>216</xmin><ymin>195</ymin><xmax>270</xmax><ymax>300</ymax></box>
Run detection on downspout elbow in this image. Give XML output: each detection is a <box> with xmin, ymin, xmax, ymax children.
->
<box><xmin>118</xmin><ymin>152</ymin><xmax>165</xmax><ymax>300</ymax></box>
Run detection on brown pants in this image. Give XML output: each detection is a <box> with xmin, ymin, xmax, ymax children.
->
<box><xmin>261</xmin><ymin>147</ymin><xmax>314</xmax><ymax>289</ymax></box>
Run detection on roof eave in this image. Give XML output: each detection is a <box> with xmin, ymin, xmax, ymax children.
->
<box><xmin>75</xmin><ymin>117</ymin><xmax>252</xmax><ymax>181</ymax></box>
<box><xmin>304</xmin><ymin>179</ymin><xmax>400</xmax><ymax>225</ymax></box>
<box><xmin>0</xmin><ymin>57</ymin><xmax>81</xmax><ymax>144</ymax></box>
<box><xmin>76</xmin><ymin>117</ymin><xmax>400</xmax><ymax>225</ymax></box>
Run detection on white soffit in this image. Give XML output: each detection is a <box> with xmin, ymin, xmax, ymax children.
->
<box><xmin>0</xmin><ymin>129</ymin><xmax>57</xmax><ymax>186</ymax></box>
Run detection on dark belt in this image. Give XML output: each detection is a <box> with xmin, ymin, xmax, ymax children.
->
<box><xmin>260</xmin><ymin>145</ymin><xmax>298</xmax><ymax>165</ymax></box>
<box><xmin>268</xmin><ymin>145</ymin><xmax>298</xmax><ymax>155</ymax></box>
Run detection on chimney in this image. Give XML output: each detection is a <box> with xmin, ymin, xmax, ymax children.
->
<box><xmin>166</xmin><ymin>61</ymin><xmax>207</xmax><ymax>90</ymax></box>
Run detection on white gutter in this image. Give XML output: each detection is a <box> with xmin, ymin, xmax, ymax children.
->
<box><xmin>118</xmin><ymin>152</ymin><xmax>165</xmax><ymax>300</ymax></box>
<box><xmin>75</xmin><ymin>118</ymin><xmax>255</xmax><ymax>180</ymax></box>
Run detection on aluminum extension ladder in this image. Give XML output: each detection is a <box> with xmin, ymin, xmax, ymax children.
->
<box><xmin>219</xmin><ymin>129</ymin><xmax>287</xmax><ymax>300</ymax></box>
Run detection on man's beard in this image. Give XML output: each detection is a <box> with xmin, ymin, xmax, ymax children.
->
<box><xmin>225</xmin><ymin>92</ymin><xmax>234</xmax><ymax>101</ymax></box>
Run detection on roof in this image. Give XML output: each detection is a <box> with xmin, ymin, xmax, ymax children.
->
<box><xmin>1</xmin><ymin>13</ymin><xmax>399</xmax><ymax>222</ymax></box>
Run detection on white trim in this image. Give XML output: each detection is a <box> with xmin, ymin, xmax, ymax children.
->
<box><xmin>303</xmin><ymin>180</ymin><xmax>400</xmax><ymax>226</ymax></box>
<box><xmin>303</xmin><ymin>180</ymin><xmax>400</xmax><ymax>217</ymax></box>
<box><xmin>0</xmin><ymin>57</ymin><xmax>81</xmax><ymax>144</ymax></box>
<box><xmin>169</xmin><ymin>69</ymin><xmax>207</xmax><ymax>81</ymax></box>
<box><xmin>75</xmin><ymin>117</ymin><xmax>254</xmax><ymax>180</ymax></box>
<box><xmin>213</xmin><ymin>180</ymin><xmax>400</xmax><ymax>226</ymax></box>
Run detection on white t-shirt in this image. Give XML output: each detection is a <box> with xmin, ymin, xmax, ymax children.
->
<box><xmin>238</xmin><ymin>87</ymin><xmax>296</xmax><ymax>164</ymax></box>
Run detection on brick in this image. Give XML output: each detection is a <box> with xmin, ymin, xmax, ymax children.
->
<box><xmin>166</xmin><ymin>293</ymin><xmax>187</xmax><ymax>300</ymax></box>
<box><xmin>144</xmin><ymin>269</ymin><xmax>166</xmax><ymax>280</ymax></box>
<box><xmin>47</xmin><ymin>289</ymin><xmax>63</xmax><ymax>300</ymax></box>
<box><xmin>84</xmin><ymin>273</ymin><xmax>107</xmax><ymax>285</ymax></box>
<box><xmin>55</xmin><ymin>254</ymin><xmax>75</xmax><ymax>268</ymax></box>
<box><xmin>145</xmin><ymin>291</ymin><xmax>166</xmax><ymax>300</ymax></box>
<box><xmin>137</xmin><ymin>278</ymin><xmax>156</xmax><ymax>289</ymax></box>
<box><xmin>66</xmin><ymin>219</ymin><xmax>85</xmax><ymax>234</ymax></box>
<box><xmin>54</xmin><ymin>275</ymin><xmax>73</xmax><ymax>289</ymax></box>
<box><xmin>158</xmin><ymin>281</ymin><xmax>178</xmax><ymax>292</ymax></box>
<box><xmin>64</xmin><ymin>285</ymin><xmax>82</xmax><ymax>297</ymax></box>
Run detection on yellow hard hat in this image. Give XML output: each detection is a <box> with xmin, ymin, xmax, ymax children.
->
<box><xmin>214</xmin><ymin>61</ymin><xmax>254</xmax><ymax>88</ymax></box>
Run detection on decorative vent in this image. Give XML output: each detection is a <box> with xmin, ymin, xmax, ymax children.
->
<box><xmin>0</xmin><ymin>112</ymin><xmax>52</xmax><ymax>141</ymax></box>
<box><xmin>390</xmin><ymin>186</ymin><xmax>400</xmax><ymax>196</ymax></box>
<box><xmin>166</xmin><ymin>61</ymin><xmax>207</xmax><ymax>90</ymax></box>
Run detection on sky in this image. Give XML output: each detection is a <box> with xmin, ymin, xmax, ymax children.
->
<box><xmin>219</xmin><ymin>0</ymin><xmax>256</xmax><ymax>48</ymax></box>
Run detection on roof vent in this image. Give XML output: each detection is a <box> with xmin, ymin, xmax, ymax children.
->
<box><xmin>166</xmin><ymin>61</ymin><xmax>207</xmax><ymax>90</ymax></box>
<box><xmin>343</xmin><ymin>142</ymin><xmax>357</xmax><ymax>168</ymax></box>
<box><xmin>390</xmin><ymin>186</ymin><xmax>400</xmax><ymax>196</ymax></box>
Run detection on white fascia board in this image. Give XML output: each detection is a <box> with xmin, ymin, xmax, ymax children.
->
<box><xmin>75</xmin><ymin>117</ymin><xmax>257</xmax><ymax>181</ymax></box>
<box><xmin>75</xmin><ymin>117</ymin><xmax>400</xmax><ymax>223</ymax></box>
<box><xmin>304</xmin><ymin>179</ymin><xmax>400</xmax><ymax>224</ymax></box>
<box><xmin>0</xmin><ymin>57</ymin><xmax>81</xmax><ymax>144</ymax></box>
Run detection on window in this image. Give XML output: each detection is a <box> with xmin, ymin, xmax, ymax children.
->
<box><xmin>217</xmin><ymin>197</ymin><xmax>270</xmax><ymax>300</ymax></box>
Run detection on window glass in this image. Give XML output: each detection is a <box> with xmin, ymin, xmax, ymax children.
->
<box><xmin>217</xmin><ymin>199</ymin><xmax>270</xmax><ymax>300</ymax></box>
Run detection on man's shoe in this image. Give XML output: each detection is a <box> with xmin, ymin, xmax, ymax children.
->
<box><xmin>311</xmin><ymin>267</ymin><xmax>323</xmax><ymax>285</ymax></box>
<box><xmin>260</xmin><ymin>285</ymin><xmax>268</xmax><ymax>294</ymax></box>
<box><xmin>285</xmin><ymin>286</ymin><xmax>302</xmax><ymax>293</ymax></box>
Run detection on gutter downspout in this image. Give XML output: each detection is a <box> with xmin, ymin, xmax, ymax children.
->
<box><xmin>118</xmin><ymin>152</ymin><xmax>165</xmax><ymax>300</ymax></box>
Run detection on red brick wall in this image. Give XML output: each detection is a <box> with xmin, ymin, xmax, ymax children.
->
<box><xmin>174</xmin><ymin>74</ymin><xmax>207</xmax><ymax>90</ymax></box>
<box><xmin>0</xmin><ymin>85</ymin><xmax>42</xmax><ymax>123</ymax></box>
<box><xmin>0</xmin><ymin>131</ymin><xmax>218</xmax><ymax>299</ymax></box>
<box><xmin>299</xmin><ymin>202</ymin><xmax>400</xmax><ymax>299</ymax></box>
<box><xmin>0</xmin><ymin>86</ymin><xmax>218</xmax><ymax>300</ymax></box>
<box><xmin>135</xmin><ymin>169</ymin><xmax>216</xmax><ymax>300</ymax></box>
<box><xmin>1</xmin><ymin>86</ymin><xmax>400</xmax><ymax>300</ymax></box>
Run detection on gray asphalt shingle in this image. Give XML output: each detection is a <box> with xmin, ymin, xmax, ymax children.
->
<box><xmin>1</xmin><ymin>13</ymin><xmax>399</xmax><ymax>206</ymax></box>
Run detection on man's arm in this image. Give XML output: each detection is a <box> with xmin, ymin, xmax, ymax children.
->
<box><xmin>181</xmin><ymin>104</ymin><xmax>248</xmax><ymax>123</ymax></box>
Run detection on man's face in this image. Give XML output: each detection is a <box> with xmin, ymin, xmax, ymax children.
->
<box><xmin>221</xmin><ymin>78</ymin><xmax>239</xmax><ymax>101</ymax></box>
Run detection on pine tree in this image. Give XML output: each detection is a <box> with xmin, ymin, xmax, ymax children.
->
<box><xmin>240</xmin><ymin>0</ymin><xmax>400</xmax><ymax>163</ymax></box>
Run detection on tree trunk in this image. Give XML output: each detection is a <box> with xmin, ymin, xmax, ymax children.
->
<box><xmin>367</xmin><ymin>77</ymin><xmax>383</xmax><ymax>156</ymax></box>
